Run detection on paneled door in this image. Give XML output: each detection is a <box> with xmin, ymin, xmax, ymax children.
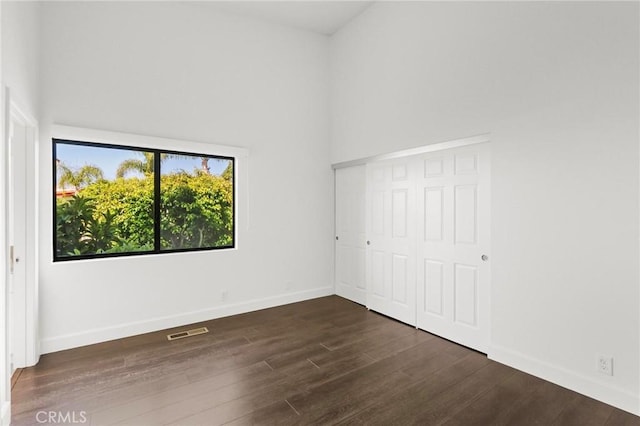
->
<box><xmin>416</xmin><ymin>144</ymin><xmax>490</xmax><ymax>352</ymax></box>
<box><xmin>335</xmin><ymin>166</ymin><xmax>367</xmax><ymax>305</ymax></box>
<box><xmin>366</xmin><ymin>158</ymin><xmax>416</xmax><ymax>326</ymax></box>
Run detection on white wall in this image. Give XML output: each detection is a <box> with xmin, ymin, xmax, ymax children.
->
<box><xmin>39</xmin><ymin>2</ymin><xmax>333</xmax><ymax>352</ymax></box>
<box><xmin>1</xmin><ymin>2</ymin><xmax>40</xmax><ymax>423</ymax></box>
<box><xmin>331</xmin><ymin>1</ymin><xmax>639</xmax><ymax>414</ymax></box>
<box><xmin>2</xmin><ymin>1</ymin><xmax>39</xmax><ymax>116</ymax></box>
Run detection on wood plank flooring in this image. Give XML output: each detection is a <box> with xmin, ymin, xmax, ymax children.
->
<box><xmin>11</xmin><ymin>368</ymin><xmax>23</xmax><ymax>390</ymax></box>
<box><xmin>11</xmin><ymin>296</ymin><xmax>640</xmax><ymax>425</ymax></box>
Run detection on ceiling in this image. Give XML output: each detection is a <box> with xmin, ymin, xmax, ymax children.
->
<box><xmin>209</xmin><ymin>1</ymin><xmax>374</xmax><ymax>35</ymax></box>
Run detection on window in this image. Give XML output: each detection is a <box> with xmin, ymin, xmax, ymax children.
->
<box><xmin>53</xmin><ymin>139</ymin><xmax>234</xmax><ymax>261</ymax></box>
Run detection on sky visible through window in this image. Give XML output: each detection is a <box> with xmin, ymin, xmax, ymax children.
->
<box><xmin>57</xmin><ymin>143</ymin><xmax>229</xmax><ymax>180</ymax></box>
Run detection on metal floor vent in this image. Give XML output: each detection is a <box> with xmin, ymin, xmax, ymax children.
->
<box><xmin>167</xmin><ymin>327</ymin><xmax>209</xmax><ymax>341</ymax></box>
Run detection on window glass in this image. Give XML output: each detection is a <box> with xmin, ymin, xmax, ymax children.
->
<box><xmin>54</xmin><ymin>139</ymin><xmax>234</xmax><ymax>261</ymax></box>
<box><xmin>160</xmin><ymin>153</ymin><xmax>234</xmax><ymax>250</ymax></box>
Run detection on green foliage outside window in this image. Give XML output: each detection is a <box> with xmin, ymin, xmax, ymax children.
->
<box><xmin>54</xmin><ymin>140</ymin><xmax>234</xmax><ymax>260</ymax></box>
<box><xmin>160</xmin><ymin>172</ymin><xmax>233</xmax><ymax>250</ymax></box>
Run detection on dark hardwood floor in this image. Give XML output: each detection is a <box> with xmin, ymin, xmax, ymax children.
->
<box><xmin>11</xmin><ymin>296</ymin><xmax>640</xmax><ymax>425</ymax></box>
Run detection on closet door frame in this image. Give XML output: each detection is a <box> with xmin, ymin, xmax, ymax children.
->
<box><xmin>332</xmin><ymin>134</ymin><xmax>491</xmax><ymax>351</ymax></box>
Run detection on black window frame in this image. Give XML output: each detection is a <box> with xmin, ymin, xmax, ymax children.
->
<box><xmin>53</xmin><ymin>138</ymin><xmax>236</xmax><ymax>262</ymax></box>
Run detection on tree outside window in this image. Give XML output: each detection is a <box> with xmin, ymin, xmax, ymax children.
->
<box><xmin>54</xmin><ymin>139</ymin><xmax>234</xmax><ymax>261</ymax></box>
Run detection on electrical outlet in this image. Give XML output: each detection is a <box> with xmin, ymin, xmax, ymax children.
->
<box><xmin>598</xmin><ymin>355</ymin><xmax>613</xmax><ymax>376</ymax></box>
<box><xmin>221</xmin><ymin>290</ymin><xmax>228</xmax><ymax>301</ymax></box>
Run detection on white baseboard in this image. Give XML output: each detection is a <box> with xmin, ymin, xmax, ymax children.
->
<box><xmin>489</xmin><ymin>344</ymin><xmax>640</xmax><ymax>416</ymax></box>
<box><xmin>41</xmin><ymin>287</ymin><xmax>334</xmax><ymax>354</ymax></box>
<box><xmin>1</xmin><ymin>401</ymin><xmax>10</xmax><ymax>426</ymax></box>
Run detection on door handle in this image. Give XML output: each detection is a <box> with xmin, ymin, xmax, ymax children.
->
<box><xmin>481</xmin><ymin>254</ymin><xmax>489</xmax><ymax>261</ymax></box>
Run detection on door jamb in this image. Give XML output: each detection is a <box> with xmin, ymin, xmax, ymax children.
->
<box><xmin>332</xmin><ymin>133</ymin><xmax>491</xmax><ymax>170</ymax></box>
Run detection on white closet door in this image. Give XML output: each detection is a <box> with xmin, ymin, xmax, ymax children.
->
<box><xmin>366</xmin><ymin>158</ymin><xmax>416</xmax><ymax>326</ymax></box>
<box><xmin>335</xmin><ymin>166</ymin><xmax>367</xmax><ymax>305</ymax></box>
<box><xmin>416</xmin><ymin>144</ymin><xmax>490</xmax><ymax>353</ymax></box>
